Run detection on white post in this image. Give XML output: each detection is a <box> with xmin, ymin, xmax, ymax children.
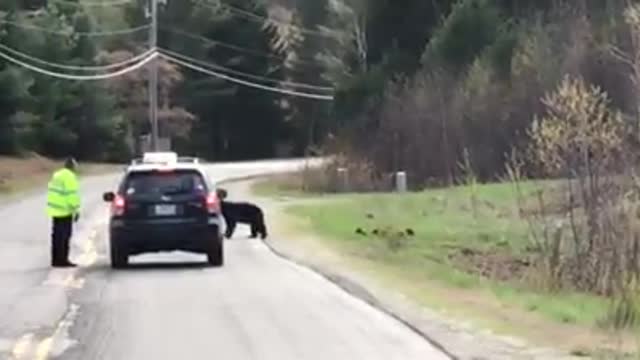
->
<box><xmin>336</xmin><ymin>167</ymin><xmax>348</xmax><ymax>192</ymax></box>
<box><xmin>395</xmin><ymin>171</ymin><xmax>407</xmax><ymax>192</ymax></box>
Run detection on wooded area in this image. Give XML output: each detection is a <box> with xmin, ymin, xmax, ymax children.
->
<box><xmin>0</xmin><ymin>0</ymin><xmax>306</xmax><ymax>161</ymax></box>
<box><xmin>0</xmin><ymin>0</ymin><xmax>635</xmax><ymax>174</ymax></box>
<box><xmin>319</xmin><ymin>0</ymin><xmax>638</xmax><ymax>186</ymax></box>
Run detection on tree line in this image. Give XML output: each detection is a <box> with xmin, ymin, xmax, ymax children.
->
<box><xmin>286</xmin><ymin>0</ymin><xmax>635</xmax><ymax>186</ymax></box>
<box><xmin>286</xmin><ymin>0</ymin><xmax>640</xmax><ymax>296</ymax></box>
<box><xmin>0</xmin><ymin>0</ymin><xmax>308</xmax><ymax>161</ymax></box>
<box><xmin>1</xmin><ymin>0</ymin><xmax>635</xmax><ymax>170</ymax></box>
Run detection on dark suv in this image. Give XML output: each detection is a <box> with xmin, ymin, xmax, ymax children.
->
<box><xmin>102</xmin><ymin>154</ymin><xmax>224</xmax><ymax>268</ymax></box>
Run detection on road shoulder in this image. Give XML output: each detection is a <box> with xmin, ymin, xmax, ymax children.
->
<box><xmin>227</xmin><ymin>179</ymin><xmax>587</xmax><ymax>360</ymax></box>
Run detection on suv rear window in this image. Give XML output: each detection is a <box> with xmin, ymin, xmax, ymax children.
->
<box><xmin>122</xmin><ymin>170</ymin><xmax>207</xmax><ymax>196</ymax></box>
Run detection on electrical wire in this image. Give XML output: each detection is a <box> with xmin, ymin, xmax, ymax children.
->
<box><xmin>51</xmin><ymin>0</ymin><xmax>135</xmax><ymax>7</ymax></box>
<box><xmin>0</xmin><ymin>48</ymin><xmax>158</xmax><ymax>80</ymax></box>
<box><xmin>221</xmin><ymin>2</ymin><xmax>336</xmax><ymax>38</ymax></box>
<box><xmin>198</xmin><ymin>0</ymin><xmax>339</xmax><ymax>39</ymax></box>
<box><xmin>161</xmin><ymin>27</ymin><xmax>323</xmax><ymax>68</ymax></box>
<box><xmin>0</xmin><ymin>20</ymin><xmax>151</xmax><ymax>37</ymax></box>
<box><xmin>159</xmin><ymin>47</ymin><xmax>333</xmax><ymax>91</ymax></box>
<box><xmin>0</xmin><ymin>43</ymin><xmax>156</xmax><ymax>71</ymax></box>
<box><xmin>160</xmin><ymin>52</ymin><xmax>334</xmax><ymax>101</ymax></box>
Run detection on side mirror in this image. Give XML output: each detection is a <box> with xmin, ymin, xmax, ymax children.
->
<box><xmin>216</xmin><ymin>188</ymin><xmax>228</xmax><ymax>200</ymax></box>
<box><xmin>103</xmin><ymin>192</ymin><xmax>115</xmax><ymax>202</ymax></box>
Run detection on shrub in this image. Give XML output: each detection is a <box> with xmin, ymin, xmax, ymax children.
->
<box><xmin>524</xmin><ymin>75</ymin><xmax>638</xmax><ymax>295</ymax></box>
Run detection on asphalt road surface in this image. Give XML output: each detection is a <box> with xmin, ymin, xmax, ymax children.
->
<box><xmin>0</xmin><ymin>159</ymin><xmax>449</xmax><ymax>360</ymax></box>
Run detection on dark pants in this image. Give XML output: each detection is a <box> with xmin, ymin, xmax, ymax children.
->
<box><xmin>51</xmin><ymin>216</ymin><xmax>73</xmax><ymax>265</ymax></box>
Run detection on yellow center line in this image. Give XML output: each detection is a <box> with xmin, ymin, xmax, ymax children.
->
<box><xmin>76</xmin><ymin>238</ymin><xmax>97</xmax><ymax>267</ymax></box>
<box><xmin>34</xmin><ymin>338</ymin><xmax>53</xmax><ymax>360</ymax></box>
<box><xmin>43</xmin><ymin>272</ymin><xmax>84</xmax><ymax>289</ymax></box>
<box><xmin>34</xmin><ymin>305</ymin><xmax>79</xmax><ymax>360</ymax></box>
<box><xmin>10</xmin><ymin>333</ymin><xmax>34</xmax><ymax>359</ymax></box>
<box><xmin>12</xmin><ymin>220</ymin><xmax>103</xmax><ymax>360</ymax></box>
<box><xmin>75</xmin><ymin>219</ymin><xmax>104</xmax><ymax>267</ymax></box>
<box><xmin>61</xmin><ymin>273</ymin><xmax>85</xmax><ymax>289</ymax></box>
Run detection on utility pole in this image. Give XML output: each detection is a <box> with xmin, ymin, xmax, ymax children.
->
<box><xmin>148</xmin><ymin>0</ymin><xmax>159</xmax><ymax>151</ymax></box>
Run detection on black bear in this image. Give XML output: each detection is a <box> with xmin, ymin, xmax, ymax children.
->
<box><xmin>216</xmin><ymin>189</ymin><xmax>268</xmax><ymax>239</ymax></box>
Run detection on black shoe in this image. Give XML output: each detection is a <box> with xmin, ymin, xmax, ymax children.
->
<box><xmin>53</xmin><ymin>261</ymin><xmax>76</xmax><ymax>268</ymax></box>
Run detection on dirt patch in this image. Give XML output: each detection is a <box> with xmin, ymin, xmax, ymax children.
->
<box><xmin>449</xmin><ymin>247</ymin><xmax>532</xmax><ymax>282</ymax></box>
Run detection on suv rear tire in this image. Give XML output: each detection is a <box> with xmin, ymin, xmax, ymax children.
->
<box><xmin>207</xmin><ymin>236</ymin><xmax>224</xmax><ymax>267</ymax></box>
<box><xmin>110</xmin><ymin>239</ymin><xmax>129</xmax><ymax>269</ymax></box>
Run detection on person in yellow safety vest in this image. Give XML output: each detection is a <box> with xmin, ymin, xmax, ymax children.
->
<box><xmin>46</xmin><ymin>157</ymin><xmax>81</xmax><ymax>268</ymax></box>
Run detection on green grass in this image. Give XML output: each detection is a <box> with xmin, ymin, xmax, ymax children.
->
<box><xmin>489</xmin><ymin>284</ymin><xmax>608</xmax><ymax>326</ymax></box>
<box><xmin>288</xmin><ymin>182</ymin><xmax>533</xmax><ymax>255</ymax></box>
<box><xmin>281</xmin><ymin>180</ymin><xmax>614</xmax><ymax>328</ymax></box>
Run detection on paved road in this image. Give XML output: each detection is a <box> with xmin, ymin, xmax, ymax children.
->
<box><xmin>0</xmin><ymin>160</ymin><xmax>448</xmax><ymax>360</ymax></box>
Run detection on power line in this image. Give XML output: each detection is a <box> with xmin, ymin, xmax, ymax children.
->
<box><xmin>197</xmin><ymin>0</ymin><xmax>339</xmax><ymax>40</ymax></box>
<box><xmin>159</xmin><ymin>47</ymin><xmax>333</xmax><ymax>92</ymax></box>
<box><xmin>0</xmin><ymin>20</ymin><xmax>151</xmax><ymax>36</ymax></box>
<box><xmin>0</xmin><ymin>43</ymin><xmax>156</xmax><ymax>71</ymax></box>
<box><xmin>221</xmin><ymin>2</ymin><xmax>337</xmax><ymax>38</ymax></box>
<box><xmin>160</xmin><ymin>52</ymin><xmax>334</xmax><ymax>101</ymax></box>
<box><xmin>0</xmin><ymin>48</ymin><xmax>158</xmax><ymax>80</ymax></box>
<box><xmin>161</xmin><ymin>27</ymin><xmax>323</xmax><ymax>68</ymax></box>
<box><xmin>51</xmin><ymin>0</ymin><xmax>135</xmax><ymax>7</ymax></box>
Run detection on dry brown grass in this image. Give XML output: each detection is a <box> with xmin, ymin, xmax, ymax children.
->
<box><xmin>0</xmin><ymin>154</ymin><xmax>118</xmax><ymax>195</ymax></box>
<box><xmin>0</xmin><ymin>154</ymin><xmax>57</xmax><ymax>193</ymax></box>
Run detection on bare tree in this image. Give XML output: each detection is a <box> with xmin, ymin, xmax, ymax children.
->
<box><xmin>527</xmin><ymin>75</ymin><xmax>632</xmax><ymax>294</ymax></box>
<box><xmin>97</xmin><ymin>50</ymin><xmax>196</xmax><ymax>151</ymax></box>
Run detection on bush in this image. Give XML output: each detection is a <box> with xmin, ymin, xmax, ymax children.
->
<box><xmin>529</xmin><ymin>76</ymin><xmax>626</xmax><ymax>178</ymax></box>
<box><xmin>522</xmin><ymin>75</ymin><xmax>639</xmax><ymax>296</ymax></box>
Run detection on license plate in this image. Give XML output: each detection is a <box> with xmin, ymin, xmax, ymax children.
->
<box><xmin>154</xmin><ymin>204</ymin><xmax>176</xmax><ymax>216</ymax></box>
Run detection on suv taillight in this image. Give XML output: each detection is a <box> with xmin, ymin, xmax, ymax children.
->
<box><xmin>112</xmin><ymin>195</ymin><xmax>126</xmax><ymax>216</ymax></box>
<box><xmin>205</xmin><ymin>193</ymin><xmax>220</xmax><ymax>214</ymax></box>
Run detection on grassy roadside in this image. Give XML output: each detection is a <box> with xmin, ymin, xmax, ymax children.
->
<box><xmin>0</xmin><ymin>155</ymin><xmax>120</xmax><ymax>197</ymax></box>
<box><xmin>253</xmin><ymin>176</ymin><xmax>638</xmax><ymax>356</ymax></box>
